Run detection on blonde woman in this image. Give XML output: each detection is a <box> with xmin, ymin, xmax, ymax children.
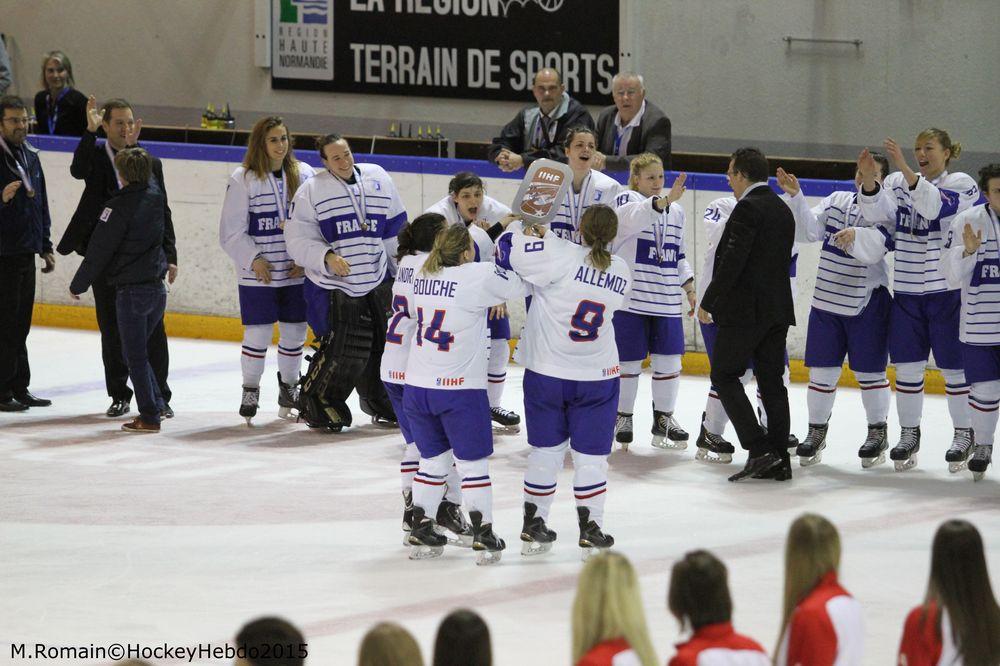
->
<box><xmin>857</xmin><ymin>129</ymin><xmax>981</xmax><ymax>471</ymax></box>
<box><xmin>219</xmin><ymin>116</ymin><xmax>315</xmax><ymax>424</ymax></box>
<box><xmin>611</xmin><ymin>153</ymin><xmax>692</xmax><ymax>451</ymax></box>
<box><xmin>33</xmin><ymin>50</ymin><xmax>87</xmax><ymax>136</ymax></box>
<box><xmin>404</xmin><ymin>224</ymin><xmax>524</xmax><ymax>565</ymax></box>
<box><xmin>571</xmin><ymin>551</ymin><xmax>657</xmax><ymax>666</ymax></box>
<box><xmin>776</xmin><ymin>514</ymin><xmax>863</xmax><ymax>665</ymax></box>
<box><xmin>358</xmin><ymin>622</ymin><xmax>423</xmax><ymax>666</ymax></box>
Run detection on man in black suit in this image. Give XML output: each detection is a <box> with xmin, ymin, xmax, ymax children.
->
<box><xmin>57</xmin><ymin>97</ymin><xmax>177</xmax><ymax>418</ymax></box>
<box><xmin>699</xmin><ymin>148</ymin><xmax>796</xmax><ymax>481</ymax></box>
<box><xmin>593</xmin><ymin>72</ymin><xmax>671</xmax><ymax>172</ymax></box>
<box><xmin>486</xmin><ymin>68</ymin><xmax>593</xmax><ymax>172</ymax></box>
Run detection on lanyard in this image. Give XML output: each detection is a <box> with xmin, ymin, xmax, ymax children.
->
<box><xmin>613</xmin><ymin>125</ymin><xmax>630</xmax><ymax>156</ymax></box>
<box><xmin>566</xmin><ymin>172</ymin><xmax>593</xmax><ymax>234</ymax></box>
<box><xmin>334</xmin><ymin>166</ymin><xmax>368</xmax><ymax>231</ymax></box>
<box><xmin>653</xmin><ymin>204</ymin><xmax>666</xmax><ymax>262</ymax></box>
<box><xmin>532</xmin><ymin>114</ymin><xmax>557</xmax><ymax>149</ymax></box>
<box><xmin>46</xmin><ymin>87</ymin><xmax>70</xmax><ymax>134</ymax></box>
<box><xmin>0</xmin><ymin>135</ymin><xmax>35</xmax><ymax>196</ymax></box>
<box><xmin>104</xmin><ymin>141</ymin><xmax>125</xmax><ymax>190</ymax></box>
<box><xmin>267</xmin><ymin>171</ymin><xmax>287</xmax><ymax>221</ymax></box>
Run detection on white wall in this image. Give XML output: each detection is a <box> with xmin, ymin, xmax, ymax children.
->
<box><xmin>5</xmin><ymin>1</ymin><xmax>997</xmax><ymax>167</ymax></box>
<box><xmin>34</xmin><ymin>146</ymin><xmax>836</xmax><ymax>357</ymax></box>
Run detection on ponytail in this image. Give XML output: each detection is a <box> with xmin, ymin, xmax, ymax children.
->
<box><xmin>422</xmin><ymin>224</ymin><xmax>471</xmax><ymax>275</ymax></box>
<box><xmin>580</xmin><ymin>204</ymin><xmax>617</xmax><ymax>272</ymax></box>
<box><xmin>916</xmin><ymin>128</ymin><xmax>961</xmax><ymax>164</ymax></box>
<box><xmin>395</xmin><ymin>213</ymin><xmax>446</xmax><ymax>261</ymax></box>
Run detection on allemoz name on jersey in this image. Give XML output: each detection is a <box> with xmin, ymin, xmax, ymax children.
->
<box><xmin>575</xmin><ymin>265</ymin><xmax>628</xmax><ymax>294</ymax></box>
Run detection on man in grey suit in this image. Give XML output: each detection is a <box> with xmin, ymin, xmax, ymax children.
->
<box><xmin>593</xmin><ymin>72</ymin><xmax>672</xmax><ymax>172</ymax></box>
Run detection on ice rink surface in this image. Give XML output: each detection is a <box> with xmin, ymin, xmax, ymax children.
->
<box><xmin>3</xmin><ymin>328</ymin><xmax>999</xmax><ymax>665</ymax></box>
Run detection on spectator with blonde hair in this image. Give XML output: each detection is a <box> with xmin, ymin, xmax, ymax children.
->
<box><xmin>571</xmin><ymin>551</ymin><xmax>657</xmax><ymax>666</ymax></box>
<box><xmin>358</xmin><ymin>622</ymin><xmax>423</xmax><ymax>666</ymax></box>
<box><xmin>33</xmin><ymin>50</ymin><xmax>86</xmax><ymax>136</ymax></box>
<box><xmin>775</xmin><ymin>514</ymin><xmax>863</xmax><ymax>665</ymax></box>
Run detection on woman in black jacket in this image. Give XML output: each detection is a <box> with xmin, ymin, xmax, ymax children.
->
<box><xmin>69</xmin><ymin>147</ymin><xmax>168</xmax><ymax>432</ymax></box>
<box><xmin>33</xmin><ymin>50</ymin><xmax>87</xmax><ymax>136</ymax></box>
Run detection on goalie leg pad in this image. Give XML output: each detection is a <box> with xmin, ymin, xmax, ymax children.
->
<box><xmin>356</xmin><ymin>282</ymin><xmax>397</xmax><ymax>424</ymax></box>
<box><xmin>297</xmin><ymin>290</ymin><xmax>376</xmax><ymax>429</ymax></box>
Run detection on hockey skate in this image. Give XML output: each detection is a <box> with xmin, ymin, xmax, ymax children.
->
<box><xmin>651</xmin><ymin>408</ymin><xmax>688</xmax><ymax>450</ymax></box>
<box><xmin>401</xmin><ymin>490</ymin><xmax>414</xmax><ymax>546</ymax></box>
<box><xmin>435</xmin><ymin>500</ymin><xmax>474</xmax><ymax>548</ymax></box>
<box><xmin>520</xmin><ymin>502</ymin><xmax>557</xmax><ymax>556</ymax></box>
<box><xmin>945</xmin><ymin>428</ymin><xmax>974</xmax><ymax>473</ymax></box>
<box><xmin>277</xmin><ymin>372</ymin><xmax>299</xmax><ymax>420</ymax></box>
<box><xmin>787</xmin><ymin>433</ymin><xmax>800</xmax><ymax>454</ymax></box>
<box><xmin>470</xmin><ymin>510</ymin><xmax>505</xmax><ymax>566</ymax></box>
<box><xmin>695</xmin><ymin>423</ymin><xmax>734</xmax><ymax>464</ymax></box>
<box><xmin>796</xmin><ymin>423</ymin><xmax>829</xmax><ymax>467</ymax></box>
<box><xmin>490</xmin><ymin>406</ymin><xmax>521</xmax><ymax>433</ymax></box>
<box><xmin>577</xmin><ymin>506</ymin><xmax>614</xmax><ymax>561</ymax></box>
<box><xmin>968</xmin><ymin>444</ymin><xmax>992</xmax><ymax>482</ymax></box>
<box><xmin>858</xmin><ymin>422</ymin><xmax>888</xmax><ymax>469</ymax></box>
<box><xmin>614</xmin><ymin>413</ymin><xmax>633</xmax><ymax>450</ymax></box>
<box><xmin>359</xmin><ymin>396</ymin><xmax>397</xmax><ymax>426</ymax></box>
<box><xmin>240</xmin><ymin>386</ymin><xmax>259</xmax><ymax>426</ymax></box>
<box><xmin>890</xmin><ymin>426</ymin><xmax>921</xmax><ymax>472</ymax></box>
<box><xmin>407</xmin><ymin>507</ymin><xmax>446</xmax><ymax>560</ymax></box>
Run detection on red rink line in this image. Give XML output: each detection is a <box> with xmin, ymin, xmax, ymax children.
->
<box><xmin>153</xmin><ymin>500</ymin><xmax>995</xmax><ymax>664</ymax></box>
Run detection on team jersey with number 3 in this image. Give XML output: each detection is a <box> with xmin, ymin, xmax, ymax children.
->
<box><xmin>495</xmin><ymin>228</ymin><xmax>631</xmax><ymax>381</ymax></box>
<box><xmin>403</xmin><ymin>262</ymin><xmax>524</xmax><ymax>390</ymax></box>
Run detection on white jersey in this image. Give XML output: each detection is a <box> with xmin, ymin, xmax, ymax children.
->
<box><xmin>381</xmin><ymin>252</ymin><xmax>428</xmax><ymax>385</ymax></box>
<box><xmin>786</xmin><ymin>190</ymin><xmax>892</xmax><ymax>316</ymax></box>
<box><xmin>942</xmin><ymin>203</ymin><xmax>1000</xmax><ymax>345</ymax></box>
<box><xmin>218</xmin><ymin>163</ymin><xmax>316</xmax><ymax>287</ymax></box>
<box><xmin>424</xmin><ymin>194</ymin><xmax>511</xmax><ymax>262</ymax></box>
<box><xmin>285</xmin><ymin>164</ymin><xmax>407</xmax><ymax>297</ymax></box>
<box><xmin>404</xmin><ymin>262</ymin><xmax>524</xmax><ymax>390</ymax></box>
<box><xmin>613</xmin><ymin>189</ymin><xmax>693</xmax><ymax>317</ymax></box>
<box><xmin>698</xmin><ymin>196</ymin><xmax>800</xmax><ymax>307</ymax></box>
<box><xmin>858</xmin><ymin>170</ymin><xmax>980</xmax><ymax>295</ymax></box>
<box><xmin>496</xmin><ymin>228</ymin><xmax>631</xmax><ymax>381</ymax></box>
<box><xmin>549</xmin><ymin>169</ymin><xmax>622</xmax><ymax>244</ymax></box>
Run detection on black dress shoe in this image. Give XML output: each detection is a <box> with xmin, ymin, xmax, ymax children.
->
<box><xmin>14</xmin><ymin>391</ymin><xmax>51</xmax><ymax>407</ymax></box>
<box><xmin>752</xmin><ymin>457</ymin><xmax>792</xmax><ymax>481</ymax></box>
<box><xmin>0</xmin><ymin>397</ymin><xmax>29</xmax><ymax>412</ymax></box>
<box><xmin>106</xmin><ymin>399</ymin><xmax>131</xmax><ymax>417</ymax></box>
<box><xmin>728</xmin><ymin>451</ymin><xmax>785</xmax><ymax>482</ymax></box>
<box><xmin>161</xmin><ymin>404</ymin><xmax>174</xmax><ymax>419</ymax></box>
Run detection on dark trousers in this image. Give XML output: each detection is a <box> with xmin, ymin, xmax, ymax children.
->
<box><xmin>93</xmin><ymin>277</ymin><xmax>171</xmax><ymax>402</ymax></box>
<box><xmin>710</xmin><ymin>321</ymin><xmax>790</xmax><ymax>459</ymax></box>
<box><xmin>0</xmin><ymin>254</ymin><xmax>35</xmax><ymax>398</ymax></box>
<box><xmin>116</xmin><ymin>283</ymin><xmax>167</xmax><ymax>423</ymax></box>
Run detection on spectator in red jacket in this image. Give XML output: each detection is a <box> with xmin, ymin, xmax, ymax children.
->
<box><xmin>667</xmin><ymin>550</ymin><xmax>768</xmax><ymax>666</ymax></box>
<box><xmin>897</xmin><ymin>519</ymin><xmax>1000</xmax><ymax>666</ymax></box>
<box><xmin>572</xmin><ymin>551</ymin><xmax>658</xmax><ymax>666</ymax></box>
<box><xmin>775</xmin><ymin>514</ymin><xmax>864</xmax><ymax>665</ymax></box>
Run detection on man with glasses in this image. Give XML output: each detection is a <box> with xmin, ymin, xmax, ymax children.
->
<box><xmin>58</xmin><ymin>97</ymin><xmax>177</xmax><ymax>418</ymax></box>
<box><xmin>593</xmin><ymin>72</ymin><xmax>672</xmax><ymax>173</ymax></box>
<box><xmin>0</xmin><ymin>95</ymin><xmax>55</xmax><ymax>411</ymax></box>
<box><xmin>487</xmin><ymin>68</ymin><xmax>594</xmax><ymax>172</ymax></box>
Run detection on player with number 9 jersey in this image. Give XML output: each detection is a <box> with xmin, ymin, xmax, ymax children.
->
<box><xmin>494</xmin><ymin>204</ymin><xmax>631</xmax><ymax>558</ymax></box>
<box><xmin>403</xmin><ymin>224</ymin><xmax>525</xmax><ymax>564</ymax></box>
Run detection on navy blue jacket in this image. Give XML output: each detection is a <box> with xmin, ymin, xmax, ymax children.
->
<box><xmin>0</xmin><ymin>139</ymin><xmax>52</xmax><ymax>257</ymax></box>
<box><xmin>69</xmin><ymin>181</ymin><xmax>167</xmax><ymax>293</ymax></box>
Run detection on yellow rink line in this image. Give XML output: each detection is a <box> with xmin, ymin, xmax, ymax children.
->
<box><xmin>34</xmin><ymin>303</ymin><xmax>946</xmax><ymax>394</ymax></box>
